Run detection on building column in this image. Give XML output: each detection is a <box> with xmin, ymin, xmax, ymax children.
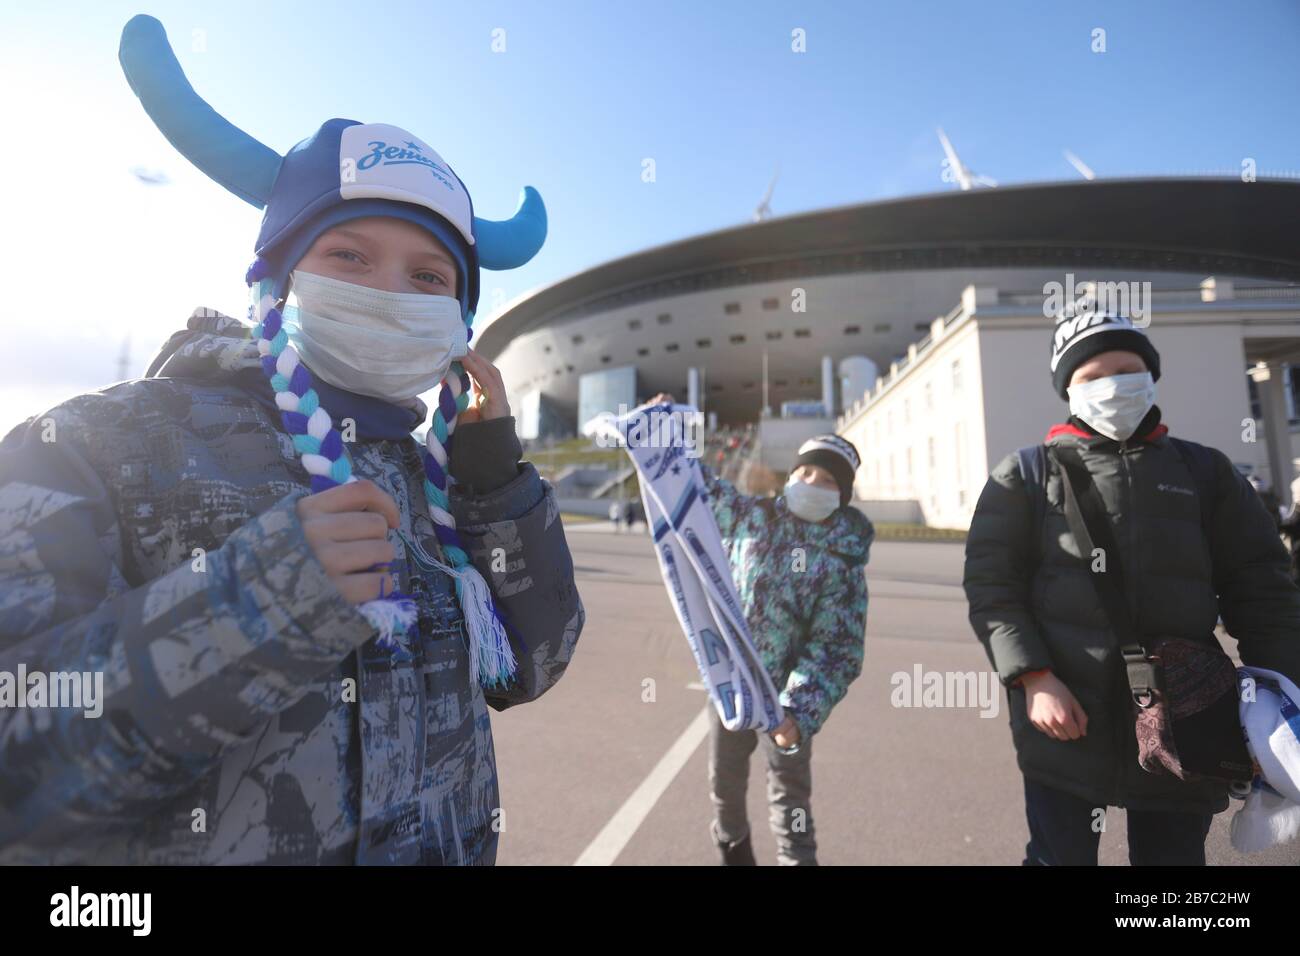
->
<box><xmin>1248</xmin><ymin>362</ymin><xmax>1292</xmax><ymax>509</ymax></box>
<box><xmin>687</xmin><ymin>367</ymin><xmax>701</xmax><ymax>411</ymax></box>
<box><xmin>821</xmin><ymin>355</ymin><xmax>835</xmax><ymax>416</ymax></box>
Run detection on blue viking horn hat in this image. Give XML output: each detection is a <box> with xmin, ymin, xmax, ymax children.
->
<box><xmin>118</xmin><ymin>14</ymin><xmax>546</xmax><ymax>314</ymax></box>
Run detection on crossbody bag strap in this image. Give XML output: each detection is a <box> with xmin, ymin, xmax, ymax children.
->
<box><xmin>1052</xmin><ymin>446</ymin><xmax>1160</xmax><ymax>706</ymax></box>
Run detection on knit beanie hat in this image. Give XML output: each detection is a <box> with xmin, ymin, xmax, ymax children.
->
<box><xmin>119</xmin><ymin>14</ymin><xmax>548</xmax><ymax>688</ymax></box>
<box><xmin>1050</xmin><ymin>308</ymin><xmax>1161</xmax><ymax>400</ymax></box>
<box><xmin>793</xmin><ymin>435</ymin><xmax>861</xmax><ymax>507</ymax></box>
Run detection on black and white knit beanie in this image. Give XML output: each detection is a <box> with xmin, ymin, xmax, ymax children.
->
<box><xmin>793</xmin><ymin>435</ymin><xmax>861</xmax><ymax>507</ymax></box>
<box><xmin>1049</xmin><ymin>309</ymin><xmax>1161</xmax><ymax>399</ymax></box>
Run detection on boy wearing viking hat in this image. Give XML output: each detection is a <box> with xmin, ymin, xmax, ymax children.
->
<box><xmin>0</xmin><ymin>15</ymin><xmax>583</xmax><ymax>865</ymax></box>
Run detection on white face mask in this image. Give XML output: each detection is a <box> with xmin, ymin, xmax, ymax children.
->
<box><xmin>284</xmin><ymin>270</ymin><xmax>468</xmax><ymax>402</ymax></box>
<box><xmin>784</xmin><ymin>478</ymin><xmax>841</xmax><ymax>523</ymax></box>
<box><xmin>1067</xmin><ymin>371</ymin><xmax>1157</xmax><ymax>441</ymax></box>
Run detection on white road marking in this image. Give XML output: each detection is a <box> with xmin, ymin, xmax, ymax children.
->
<box><xmin>574</xmin><ymin>705</ymin><xmax>712</xmax><ymax>866</ymax></box>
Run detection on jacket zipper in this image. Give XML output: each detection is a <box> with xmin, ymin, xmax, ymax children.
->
<box><xmin>1113</xmin><ymin>439</ymin><xmax>1138</xmax><ymax>806</ymax></box>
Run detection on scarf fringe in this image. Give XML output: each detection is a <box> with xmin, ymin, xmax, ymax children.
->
<box><xmin>358</xmin><ymin>595</ymin><xmax>419</xmax><ymax>650</ymax></box>
<box><xmin>400</xmin><ymin>531</ymin><xmax>516</xmax><ymax>688</ymax></box>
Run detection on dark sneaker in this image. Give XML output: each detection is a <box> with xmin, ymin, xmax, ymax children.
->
<box><xmin>713</xmin><ymin>826</ymin><xmax>757</xmax><ymax>866</ymax></box>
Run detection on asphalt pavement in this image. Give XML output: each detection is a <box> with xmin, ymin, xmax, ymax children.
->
<box><xmin>489</xmin><ymin>520</ymin><xmax>1298</xmax><ymax>866</ymax></box>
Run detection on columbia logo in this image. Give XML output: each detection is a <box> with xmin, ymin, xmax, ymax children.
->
<box><xmin>1157</xmin><ymin>483</ymin><xmax>1194</xmax><ymax>496</ymax></box>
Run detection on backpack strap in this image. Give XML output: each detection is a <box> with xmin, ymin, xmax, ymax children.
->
<box><xmin>1016</xmin><ymin>444</ymin><xmax>1048</xmax><ymax>544</ymax></box>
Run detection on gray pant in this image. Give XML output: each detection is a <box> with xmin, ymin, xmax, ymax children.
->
<box><xmin>707</xmin><ymin>706</ymin><xmax>817</xmax><ymax>865</ymax></box>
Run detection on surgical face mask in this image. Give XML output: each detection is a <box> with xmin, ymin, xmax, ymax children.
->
<box><xmin>784</xmin><ymin>478</ymin><xmax>841</xmax><ymax>523</ymax></box>
<box><xmin>283</xmin><ymin>270</ymin><xmax>467</xmax><ymax>402</ymax></box>
<box><xmin>1066</xmin><ymin>371</ymin><xmax>1157</xmax><ymax>442</ymax></box>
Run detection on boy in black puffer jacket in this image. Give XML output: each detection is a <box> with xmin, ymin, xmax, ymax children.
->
<box><xmin>964</xmin><ymin>310</ymin><xmax>1300</xmax><ymax>866</ymax></box>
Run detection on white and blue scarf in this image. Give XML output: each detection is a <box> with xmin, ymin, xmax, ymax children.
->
<box><xmin>590</xmin><ymin>403</ymin><xmax>783</xmax><ymax>732</ymax></box>
<box><xmin>1230</xmin><ymin>665</ymin><xmax>1300</xmax><ymax>853</ymax></box>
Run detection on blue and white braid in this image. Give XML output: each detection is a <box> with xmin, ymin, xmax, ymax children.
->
<box><xmin>245</xmin><ymin>257</ymin><xmax>517</xmax><ymax>689</ymax></box>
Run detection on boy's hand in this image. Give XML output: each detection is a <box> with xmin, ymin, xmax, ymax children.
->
<box><xmin>1021</xmin><ymin>671</ymin><xmax>1089</xmax><ymax>741</ymax></box>
<box><xmin>459</xmin><ymin>348</ymin><xmax>510</xmax><ymax>424</ymax></box>
<box><xmin>771</xmin><ymin>715</ymin><xmax>801</xmax><ymax>748</ymax></box>
<box><xmin>648</xmin><ymin>392</ymin><xmax>675</xmax><ymax>405</ymax></box>
<box><xmin>297</xmin><ymin>480</ymin><xmax>401</xmax><ymax>605</ymax></box>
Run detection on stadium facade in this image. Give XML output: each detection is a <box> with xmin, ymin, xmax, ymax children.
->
<box><xmin>477</xmin><ymin>178</ymin><xmax>1300</xmax><ymax>527</ymax></box>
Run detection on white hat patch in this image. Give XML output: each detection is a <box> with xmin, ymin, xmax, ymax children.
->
<box><xmin>337</xmin><ymin>123</ymin><xmax>475</xmax><ymax>246</ymax></box>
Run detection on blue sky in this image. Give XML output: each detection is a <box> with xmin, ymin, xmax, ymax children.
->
<box><xmin>2</xmin><ymin>0</ymin><xmax>1298</xmax><ymax>432</ymax></box>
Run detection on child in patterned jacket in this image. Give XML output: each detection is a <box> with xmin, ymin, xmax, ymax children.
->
<box><xmin>0</xmin><ymin>15</ymin><xmax>583</xmax><ymax>865</ymax></box>
<box><xmin>650</xmin><ymin>396</ymin><xmax>872</xmax><ymax>865</ymax></box>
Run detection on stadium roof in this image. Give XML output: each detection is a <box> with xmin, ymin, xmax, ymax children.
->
<box><xmin>477</xmin><ymin>178</ymin><xmax>1300</xmax><ymax>360</ymax></box>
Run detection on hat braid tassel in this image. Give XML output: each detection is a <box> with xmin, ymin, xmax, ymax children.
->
<box><xmin>421</xmin><ymin>368</ymin><xmax>517</xmax><ymax>688</ymax></box>
<box><xmin>247</xmin><ymin>259</ymin><xmax>417</xmax><ymax>650</ymax></box>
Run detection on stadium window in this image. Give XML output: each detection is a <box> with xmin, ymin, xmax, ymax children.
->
<box><xmin>637</xmin><ymin>347</ymin><xmax>650</xmax><ymax>356</ymax></box>
<box><xmin>742</xmin><ymin>381</ymin><xmax>756</xmax><ymax>390</ymax></box>
<box><xmin>793</xmin><ymin>329</ymin><xmax>811</xmax><ymax>338</ymax></box>
<box><xmin>773</xmin><ymin>378</ymin><xmax>788</xmax><ymax>387</ymax></box>
<box><xmin>1247</xmin><ymin>374</ymin><xmax>1262</xmax><ymax>420</ymax></box>
<box><xmin>565</xmin><ymin>364</ymin><xmax>574</xmax><ymax>373</ymax></box>
<box><xmin>762</xmin><ymin>298</ymin><xmax>779</xmax><ymax>311</ymax></box>
<box><xmin>729</xmin><ymin>334</ymin><xmax>746</xmax><ymax>345</ymax></box>
<box><xmin>600</xmin><ymin>355</ymin><xmax>611</xmax><ymax>364</ymax></box>
<box><xmin>628</xmin><ymin>319</ymin><xmax>642</xmax><ymax>330</ymax></box>
<box><xmin>765</xmin><ymin>330</ymin><xmax>783</xmax><ymax>341</ymax></box>
<box><xmin>724</xmin><ymin>302</ymin><xmax>741</xmax><ymax>315</ymax></box>
<box><xmin>665</xmin><ymin>343</ymin><xmax>680</xmax><ymax>352</ymax></box>
<box><xmin>710</xmin><ymin>384</ymin><xmax>724</xmax><ymax>391</ymax></box>
<box><xmin>844</xmin><ymin>325</ymin><xmax>861</xmax><ymax>335</ymax></box>
<box><xmin>914</xmin><ymin>323</ymin><xmax>930</xmax><ymax>332</ymax></box>
<box><xmin>571</xmin><ymin>334</ymin><xmax>584</xmax><ymax>345</ymax></box>
<box><xmin>874</xmin><ymin>323</ymin><xmax>892</xmax><ymax>333</ymax></box>
<box><xmin>657</xmin><ymin>313</ymin><xmax>672</xmax><ymax>325</ymax></box>
<box><xmin>906</xmin><ymin>447</ymin><xmax>913</xmax><ymax>479</ymax></box>
<box><xmin>543</xmin><ymin>345</ymin><xmax>552</xmax><ymax>353</ymax></box>
<box><xmin>924</xmin><ymin>381</ymin><xmax>933</xmax><ymax>411</ymax></box>
<box><xmin>903</xmin><ymin>399</ymin><xmax>910</xmax><ymax>425</ymax></box>
<box><xmin>696</xmin><ymin>338</ymin><xmax>712</xmax><ymax>348</ymax></box>
<box><xmin>928</xmin><ymin>436</ymin><xmax>936</xmax><ymax>469</ymax></box>
<box><xmin>554</xmin><ymin>368</ymin><xmax>562</xmax><ymax>376</ymax></box>
<box><xmin>798</xmin><ymin>377</ymin><xmax>815</xmax><ymax>387</ymax></box>
<box><xmin>952</xmin><ymin>359</ymin><xmax>963</xmax><ymax>392</ymax></box>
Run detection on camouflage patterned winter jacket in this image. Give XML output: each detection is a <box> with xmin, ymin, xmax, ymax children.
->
<box><xmin>701</xmin><ymin>468</ymin><xmax>872</xmax><ymax>739</ymax></box>
<box><xmin>0</xmin><ymin>309</ymin><xmax>583</xmax><ymax>864</ymax></box>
